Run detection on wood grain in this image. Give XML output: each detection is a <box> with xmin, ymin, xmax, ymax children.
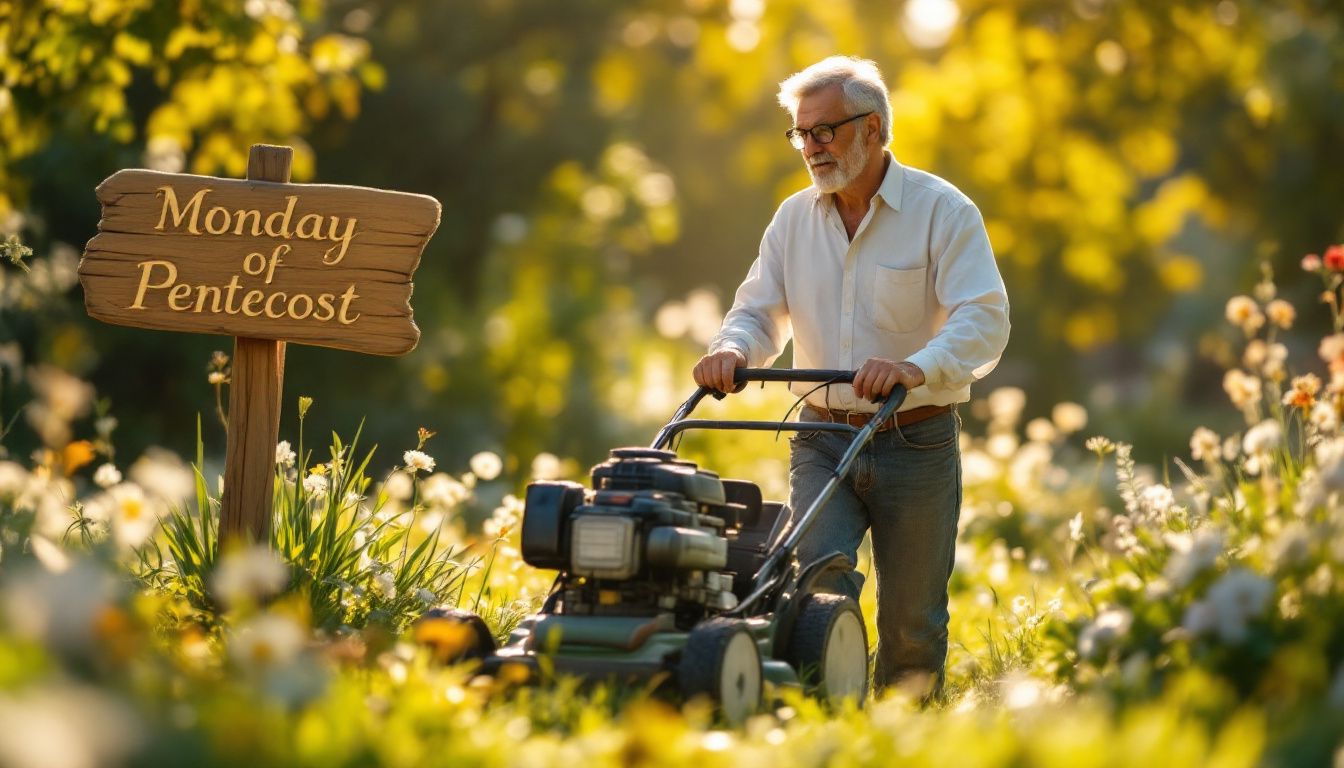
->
<box><xmin>79</xmin><ymin>165</ymin><xmax>440</xmax><ymax>356</ymax></box>
<box><xmin>222</xmin><ymin>145</ymin><xmax>292</xmax><ymax>544</ymax></box>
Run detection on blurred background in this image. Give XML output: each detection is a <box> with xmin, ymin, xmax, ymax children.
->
<box><xmin>2</xmin><ymin>0</ymin><xmax>1342</xmax><ymax>483</ymax></box>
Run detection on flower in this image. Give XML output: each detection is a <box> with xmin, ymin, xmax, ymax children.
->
<box><xmin>1265</xmin><ymin>299</ymin><xmax>1295</xmax><ymax>329</ymax></box>
<box><xmin>1138</xmin><ymin>484</ymin><xmax>1176</xmax><ymax>517</ymax></box>
<box><xmin>1310</xmin><ymin>401</ymin><xmax>1339</xmax><ymax>433</ymax></box>
<box><xmin>1320</xmin><ymin>334</ymin><xmax>1344</xmax><ymax>370</ymax></box>
<box><xmin>421</xmin><ymin>473</ymin><xmax>470</xmax><ymax>507</ymax></box>
<box><xmin>403</xmin><ymin>450</ymin><xmax>435</xmax><ymax>473</ymax></box>
<box><xmin>275</xmin><ymin>441</ymin><xmax>296</xmax><ymax>468</ymax></box>
<box><xmin>1223</xmin><ymin>369</ymin><xmax>1262</xmax><ymax>410</ymax></box>
<box><xmin>1190</xmin><ymin>427</ymin><xmax>1222</xmax><ymax>462</ymax></box>
<box><xmin>1078</xmin><ymin>607</ymin><xmax>1133</xmax><ymax>660</ymax></box>
<box><xmin>1051</xmin><ymin>402</ymin><xmax>1088</xmax><ymax>434</ymax></box>
<box><xmin>1243</xmin><ymin>419</ymin><xmax>1282</xmax><ymax>455</ymax></box>
<box><xmin>1301</xmin><ymin>253</ymin><xmax>1322</xmax><ymax>272</ymax></box>
<box><xmin>1068</xmin><ymin>511</ymin><xmax>1085</xmax><ymax>542</ymax></box>
<box><xmin>228</xmin><ymin>612</ymin><xmax>306</xmax><ymax>669</ymax></box>
<box><xmin>373</xmin><ymin>571</ymin><xmax>397</xmax><ymax>600</ymax></box>
<box><xmin>1324</xmin><ymin>244</ymin><xmax>1344</xmax><ymax>271</ymax></box>
<box><xmin>1163</xmin><ymin>527</ymin><xmax>1225</xmax><ymax>588</ymax></box>
<box><xmin>530</xmin><ymin>452</ymin><xmax>563</xmax><ymax>480</ymax></box>
<box><xmin>108</xmin><ymin>484</ymin><xmax>158</xmax><ymax>549</ymax></box>
<box><xmin>1194</xmin><ymin>568</ymin><xmax>1274</xmax><ymax>643</ymax></box>
<box><xmin>469</xmin><ymin>451</ymin><xmax>503</xmax><ymax>481</ymax></box>
<box><xmin>1025</xmin><ymin>418</ymin><xmax>1056</xmax><ymax>443</ymax></box>
<box><xmin>92</xmin><ymin>463</ymin><xmax>122</xmax><ymax>489</ymax></box>
<box><xmin>1224</xmin><ymin>295</ymin><xmax>1264</xmax><ymax>334</ymax></box>
<box><xmin>1084</xmin><ymin>436</ymin><xmax>1114</xmax><ymax>455</ymax></box>
<box><xmin>987</xmin><ymin>387</ymin><xmax>1027</xmax><ymax>425</ymax></box>
<box><xmin>1283</xmin><ymin>374</ymin><xmax>1322</xmax><ymax>410</ymax></box>
<box><xmin>212</xmin><ymin>545</ymin><xmax>289</xmax><ymax>607</ymax></box>
<box><xmin>207</xmin><ymin>371</ymin><xmax>226</xmax><ymax>385</ymax></box>
<box><xmin>302</xmin><ymin>473</ymin><xmax>328</xmax><ymax>496</ymax></box>
<box><xmin>382</xmin><ymin>471</ymin><xmax>414</xmax><ymax>501</ymax></box>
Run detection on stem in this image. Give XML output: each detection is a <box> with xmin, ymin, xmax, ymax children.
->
<box><xmin>472</xmin><ymin>538</ymin><xmax>502</xmax><ymax>614</ymax></box>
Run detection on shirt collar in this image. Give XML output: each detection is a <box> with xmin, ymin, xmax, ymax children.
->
<box><xmin>810</xmin><ymin>151</ymin><xmax>905</xmax><ymax>213</ymax></box>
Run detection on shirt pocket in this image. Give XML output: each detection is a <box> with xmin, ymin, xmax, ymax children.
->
<box><xmin>871</xmin><ymin>265</ymin><xmax>927</xmax><ymax>333</ymax></box>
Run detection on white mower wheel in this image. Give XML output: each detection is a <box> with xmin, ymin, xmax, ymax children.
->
<box><xmin>787</xmin><ymin>593</ymin><xmax>869</xmax><ymax>706</ymax></box>
<box><xmin>678</xmin><ymin>617</ymin><xmax>763</xmax><ymax>724</ymax></box>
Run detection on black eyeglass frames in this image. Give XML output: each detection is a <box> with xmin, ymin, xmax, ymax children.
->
<box><xmin>785</xmin><ymin>112</ymin><xmax>873</xmax><ymax>150</ymax></box>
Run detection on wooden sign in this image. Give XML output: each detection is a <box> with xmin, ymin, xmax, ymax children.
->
<box><xmin>79</xmin><ymin>145</ymin><xmax>442</xmax><ymax>542</ymax></box>
<box><xmin>81</xmin><ymin>164</ymin><xmax>439</xmax><ymax>355</ymax></box>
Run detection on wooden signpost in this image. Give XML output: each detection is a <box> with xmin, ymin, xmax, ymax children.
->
<box><xmin>80</xmin><ymin>144</ymin><xmax>441</xmax><ymax>542</ymax></box>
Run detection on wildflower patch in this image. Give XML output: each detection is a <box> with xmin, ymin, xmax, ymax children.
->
<box><xmin>79</xmin><ymin>166</ymin><xmax>440</xmax><ymax>355</ymax></box>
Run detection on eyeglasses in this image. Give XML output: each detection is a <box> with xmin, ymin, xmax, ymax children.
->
<box><xmin>784</xmin><ymin>112</ymin><xmax>873</xmax><ymax>150</ymax></box>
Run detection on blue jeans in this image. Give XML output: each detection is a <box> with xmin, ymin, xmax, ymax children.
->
<box><xmin>786</xmin><ymin>408</ymin><xmax>962</xmax><ymax>699</ymax></box>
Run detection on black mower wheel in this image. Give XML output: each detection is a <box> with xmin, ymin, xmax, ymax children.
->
<box><xmin>678</xmin><ymin>617</ymin><xmax>762</xmax><ymax>724</ymax></box>
<box><xmin>413</xmin><ymin>607</ymin><xmax>497</xmax><ymax>665</ymax></box>
<box><xmin>787</xmin><ymin>593</ymin><xmax>869</xmax><ymax>706</ymax></box>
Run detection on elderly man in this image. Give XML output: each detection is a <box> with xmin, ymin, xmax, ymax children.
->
<box><xmin>692</xmin><ymin>56</ymin><xmax>1010</xmax><ymax>701</ymax></box>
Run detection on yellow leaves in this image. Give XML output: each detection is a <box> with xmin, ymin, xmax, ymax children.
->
<box><xmin>165</xmin><ymin>26</ymin><xmax>222</xmax><ymax>60</ymax></box>
<box><xmin>1064</xmin><ymin>307</ymin><xmax>1118</xmax><ymax>350</ymax></box>
<box><xmin>310</xmin><ymin>34</ymin><xmax>368</xmax><ymax>75</ymax></box>
<box><xmin>1120</xmin><ymin>127</ymin><xmax>1177</xmax><ymax>178</ymax></box>
<box><xmin>592</xmin><ymin>51</ymin><xmax>638</xmax><ymax>116</ymax></box>
<box><xmin>112</xmin><ymin>32</ymin><xmax>151</xmax><ymax>66</ymax></box>
<box><xmin>1135</xmin><ymin>174</ymin><xmax>1209</xmax><ymax>246</ymax></box>
<box><xmin>1062</xmin><ymin>242</ymin><xmax>1123</xmax><ymax>293</ymax></box>
<box><xmin>1158</xmin><ymin>255</ymin><xmax>1204</xmax><ymax>293</ymax></box>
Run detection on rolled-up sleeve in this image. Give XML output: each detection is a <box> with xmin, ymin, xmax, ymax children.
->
<box><xmin>708</xmin><ymin>215</ymin><xmax>793</xmax><ymax>368</ymax></box>
<box><xmin>905</xmin><ymin>201</ymin><xmax>1010</xmax><ymax>391</ymax></box>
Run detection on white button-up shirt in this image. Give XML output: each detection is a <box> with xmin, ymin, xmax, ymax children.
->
<box><xmin>708</xmin><ymin>152</ymin><xmax>1010</xmax><ymax>413</ymax></box>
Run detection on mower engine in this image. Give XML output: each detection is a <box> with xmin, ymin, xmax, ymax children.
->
<box><xmin>520</xmin><ymin>448</ymin><xmax>749</xmax><ymax>627</ymax></box>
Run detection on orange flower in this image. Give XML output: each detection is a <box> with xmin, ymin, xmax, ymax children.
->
<box><xmin>62</xmin><ymin>440</ymin><xmax>97</xmax><ymax>475</ymax></box>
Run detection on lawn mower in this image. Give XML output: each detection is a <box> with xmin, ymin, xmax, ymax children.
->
<box><xmin>416</xmin><ymin>369</ymin><xmax>906</xmax><ymax>722</ymax></box>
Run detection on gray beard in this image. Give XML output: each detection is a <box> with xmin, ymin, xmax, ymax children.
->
<box><xmin>808</xmin><ymin>135</ymin><xmax>870</xmax><ymax>193</ymax></box>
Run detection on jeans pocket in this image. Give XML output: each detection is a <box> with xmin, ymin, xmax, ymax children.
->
<box><xmin>894</xmin><ymin>411</ymin><xmax>958</xmax><ymax>451</ymax></box>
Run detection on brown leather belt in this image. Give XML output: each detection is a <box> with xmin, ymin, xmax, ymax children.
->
<box><xmin>803</xmin><ymin>403</ymin><xmax>952</xmax><ymax>432</ymax></box>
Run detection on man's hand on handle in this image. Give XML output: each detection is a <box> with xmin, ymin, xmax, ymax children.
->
<box><xmin>853</xmin><ymin>357</ymin><xmax>924</xmax><ymax>402</ymax></box>
<box><xmin>693</xmin><ymin>349</ymin><xmax>748</xmax><ymax>393</ymax></box>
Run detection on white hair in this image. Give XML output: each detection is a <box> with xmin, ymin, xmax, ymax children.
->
<box><xmin>777</xmin><ymin>56</ymin><xmax>892</xmax><ymax>145</ymax></box>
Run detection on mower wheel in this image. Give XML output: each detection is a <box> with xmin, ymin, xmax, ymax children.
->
<box><xmin>678</xmin><ymin>617</ymin><xmax>762</xmax><ymax>724</ymax></box>
<box><xmin>413</xmin><ymin>607</ymin><xmax>497</xmax><ymax>665</ymax></box>
<box><xmin>787</xmin><ymin>593</ymin><xmax>869</xmax><ymax>706</ymax></box>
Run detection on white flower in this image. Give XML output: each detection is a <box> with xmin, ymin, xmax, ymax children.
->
<box><xmin>1025</xmin><ymin>418</ymin><xmax>1056</xmax><ymax>443</ymax></box>
<box><xmin>1269</xmin><ymin>523</ymin><xmax>1311</xmax><ymax>571</ymax></box>
<box><xmin>108</xmin><ymin>484</ymin><xmax>158</xmax><ymax>549</ymax></box>
<box><xmin>128</xmin><ymin>448</ymin><xmax>195</xmax><ymax>502</ymax></box>
<box><xmin>382</xmin><ymin>471</ymin><xmax>414</xmax><ymax>501</ymax></box>
<box><xmin>1310</xmin><ymin>402</ymin><xmax>1339</xmax><ymax>433</ymax></box>
<box><xmin>1189</xmin><ymin>427</ymin><xmax>1222</xmax><ymax>462</ymax></box>
<box><xmin>275</xmin><ymin>441</ymin><xmax>296</xmax><ymax>468</ymax></box>
<box><xmin>403</xmin><ymin>450</ymin><xmax>435</xmax><ymax>473</ymax></box>
<box><xmin>1265</xmin><ymin>299</ymin><xmax>1295</xmax><ymax>329</ymax></box>
<box><xmin>1162</xmin><ymin>527</ymin><xmax>1225</xmax><ymax>588</ymax></box>
<box><xmin>302</xmin><ymin>473</ymin><xmax>328</xmax><ymax>497</ymax></box>
<box><xmin>211</xmin><ymin>545</ymin><xmax>289</xmax><ymax>607</ymax></box>
<box><xmin>421</xmin><ymin>472</ymin><xmax>469</xmax><ymax>507</ymax></box>
<box><xmin>1078</xmin><ymin>607</ymin><xmax>1133</xmax><ymax>659</ymax></box>
<box><xmin>1138</xmin><ymin>484</ymin><xmax>1176</xmax><ymax>517</ymax></box>
<box><xmin>987</xmin><ymin>387</ymin><xmax>1027</xmax><ymax>425</ymax></box>
<box><xmin>1190</xmin><ymin>567</ymin><xmax>1274</xmax><ymax>644</ymax></box>
<box><xmin>1223</xmin><ymin>369</ymin><xmax>1262</xmax><ymax>410</ymax></box>
<box><xmin>1051</xmin><ymin>402</ymin><xmax>1088</xmax><ymax>434</ymax></box>
<box><xmin>1243</xmin><ymin>419</ymin><xmax>1282</xmax><ymax>455</ymax></box>
<box><xmin>1318</xmin><ymin>333</ymin><xmax>1344</xmax><ymax>365</ymax></box>
<box><xmin>530</xmin><ymin>452</ymin><xmax>563</xmax><ymax>480</ymax></box>
<box><xmin>469</xmin><ymin>451</ymin><xmax>503</xmax><ymax>481</ymax></box>
<box><xmin>373</xmin><ymin>571</ymin><xmax>397</xmax><ymax>600</ymax></box>
<box><xmin>228</xmin><ymin>612</ymin><xmax>306</xmax><ymax>669</ymax></box>
<box><xmin>1225</xmin><ymin>295</ymin><xmax>1264</xmax><ymax>334</ymax></box>
<box><xmin>92</xmin><ymin>463</ymin><xmax>122</xmax><ymax>489</ymax></box>
<box><xmin>1068</xmin><ymin>511</ymin><xmax>1085</xmax><ymax>542</ymax></box>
